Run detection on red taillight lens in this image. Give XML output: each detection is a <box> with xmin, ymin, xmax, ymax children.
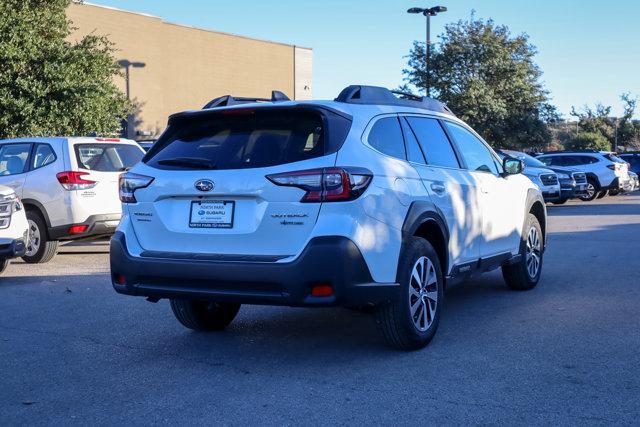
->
<box><xmin>311</xmin><ymin>285</ymin><xmax>334</xmax><ymax>297</ymax></box>
<box><xmin>119</xmin><ymin>172</ymin><xmax>155</xmax><ymax>203</ymax></box>
<box><xmin>266</xmin><ymin>167</ymin><xmax>372</xmax><ymax>202</ymax></box>
<box><xmin>56</xmin><ymin>171</ymin><xmax>97</xmax><ymax>190</ymax></box>
<box><xmin>68</xmin><ymin>225</ymin><xmax>88</xmax><ymax>234</ymax></box>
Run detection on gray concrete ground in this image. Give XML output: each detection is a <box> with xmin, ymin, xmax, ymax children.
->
<box><xmin>1</xmin><ymin>193</ymin><xmax>639</xmax><ymax>425</ymax></box>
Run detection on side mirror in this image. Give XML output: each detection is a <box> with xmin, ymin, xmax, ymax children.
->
<box><xmin>503</xmin><ymin>157</ymin><xmax>524</xmax><ymax>176</ymax></box>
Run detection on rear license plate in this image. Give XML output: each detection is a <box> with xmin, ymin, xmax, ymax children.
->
<box><xmin>189</xmin><ymin>200</ymin><xmax>234</xmax><ymax>228</ymax></box>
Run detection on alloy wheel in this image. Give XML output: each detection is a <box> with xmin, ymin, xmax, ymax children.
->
<box><xmin>409</xmin><ymin>256</ymin><xmax>438</xmax><ymax>332</ymax></box>
<box><xmin>25</xmin><ymin>219</ymin><xmax>40</xmax><ymax>257</ymax></box>
<box><xmin>582</xmin><ymin>183</ymin><xmax>595</xmax><ymax>200</ymax></box>
<box><xmin>525</xmin><ymin>227</ymin><xmax>542</xmax><ymax>279</ymax></box>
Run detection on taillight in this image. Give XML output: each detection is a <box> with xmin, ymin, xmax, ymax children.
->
<box><xmin>119</xmin><ymin>172</ymin><xmax>154</xmax><ymax>203</ymax></box>
<box><xmin>56</xmin><ymin>171</ymin><xmax>97</xmax><ymax>190</ymax></box>
<box><xmin>266</xmin><ymin>167</ymin><xmax>372</xmax><ymax>202</ymax></box>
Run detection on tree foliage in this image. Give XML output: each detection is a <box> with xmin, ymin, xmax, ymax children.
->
<box><xmin>0</xmin><ymin>0</ymin><xmax>132</xmax><ymax>139</ymax></box>
<box><xmin>402</xmin><ymin>16</ymin><xmax>557</xmax><ymax>150</ymax></box>
<box><xmin>570</xmin><ymin>93</ymin><xmax>640</xmax><ymax>150</ymax></box>
<box><xmin>565</xmin><ymin>132</ymin><xmax>611</xmax><ymax>151</ymax></box>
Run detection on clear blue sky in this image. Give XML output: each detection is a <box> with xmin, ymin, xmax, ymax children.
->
<box><xmin>88</xmin><ymin>0</ymin><xmax>639</xmax><ymax>119</ymax></box>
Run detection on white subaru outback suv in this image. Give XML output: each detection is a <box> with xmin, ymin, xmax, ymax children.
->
<box><xmin>0</xmin><ymin>137</ymin><xmax>145</xmax><ymax>263</ymax></box>
<box><xmin>111</xmin><ymin>86</ymin><xmax>547</xmax><ymax>350</ymax></box>
<box><xmin>0</xmin><ymin>185</ymin><xmax>29</xmax><ymax>275</ymax></box>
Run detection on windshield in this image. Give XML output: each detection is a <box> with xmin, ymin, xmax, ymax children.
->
<box><xmin>503</xmin><ymin>150</ymin><xmax>548</xmax><ymax>168</ymax></box>
<box><xmin>146</xmin><ymin>108</ymin><xmax>351</xmax><ymax>170</ymax></box>
<box><xmin>75</xmin><ymin>144</ymin><xmax>144</xmax><ymax>172</ymax></box>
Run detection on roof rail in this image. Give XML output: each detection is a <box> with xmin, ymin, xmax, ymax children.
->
<box><xmin>334</xmin><ymin>85</ymin><xmax>454</xmax><ymax>116</ymax></box>
<box><xmin>202</xmin><ymin>90</ymin><xmax>290</xmax><ymax>109</ymax></box>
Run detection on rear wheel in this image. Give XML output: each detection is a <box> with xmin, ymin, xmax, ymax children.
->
<box><xmin>22</xmin><ymin>211</ymin><xmax>59</xmax><ymax>264</ymax></box>
<box><xmin>551</xmin><ymin>198</ymin><xmax>568</xmax><ymax>205</ymax></box>
<box><xmin>596</xmin><ymin>190</ymin><xmax>608</xmax><ymax>199</ymax></box>
<box><xmin>502</xmin><ymin>213</ymin><xmax>543</xmax><ymax>291</ymax></box>
<box><xmin>170</xmin><ymin>299</ymin><xmax>240</xmax><ymax>331</ymax></box>
<box><xmin>376</xmin><ymin>237</ymin><xmax>444</xmax><ymax>351</ymax></box>
<box><xmin>609</xmin><ymin>189</ymin><xmax>620</xmax><ymax>196</ymax></box>
<box><xmin>578</xmin><ymin>178</ymin><xmax>599</xmax><ymax>202</ymax></box>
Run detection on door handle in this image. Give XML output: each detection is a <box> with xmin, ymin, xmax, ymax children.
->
<box><xmin>430</xmin><ymin>183</ymin><xmax>446</xmax><ymax>194</ymax></box>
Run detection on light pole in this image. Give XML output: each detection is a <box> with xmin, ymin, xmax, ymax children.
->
<box><xmin>118</xmin><ymin>59</ymin><xmax>146</xmax><ymax>138</ymax></box>
<box><xmin>407</xmin><ymin>6</ymin><xmax>447</xmax><ymax>98</ymax></box>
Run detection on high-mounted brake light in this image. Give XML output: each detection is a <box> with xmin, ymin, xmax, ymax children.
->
<box><xmin>266</xmin><ymin>167</ymin><xmax>372</xmax><ymax>202</ymax></box>
<box><xmin>56</xmin><ymin>171</ymin><xmax>97</xmax><ymax>190</ymax></box>
<box><xmin>95</xmin><ymin>138</ymin><xmax>121</xmax><ymax>142</ymax></box>
<box><xmin>119</xmin><ymin>172</ymin><xmax>154</xmax><ymax>203</ymax></box>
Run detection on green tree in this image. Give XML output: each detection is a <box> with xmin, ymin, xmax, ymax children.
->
<box><xmin>0</xmin><ymin>0</ymin><xmax>132</xmax><ymax>139</ymax></box>
<box><xmin>565</xmin><ymin>132</ymin><xmax>611</xmax><ymax>151</ymax></box>
<box><xmin>402</xmin><ymin>16</ymin><xmax>557</xmax><ymax>150</ymax></box>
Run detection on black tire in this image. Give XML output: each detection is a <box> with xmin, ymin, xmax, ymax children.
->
<box><xmin>0</xmin><ymin>258</ymin><xmax>9</xmax><ymax>275</ymax></box>
<box><xmin>551</xmin><ymin>198</ymin><xmax>568</xmax><ymax>205</ymax></box>
<box><xmin>22</xmin><ymin>210</ymin><xmax>59</xmax><ymax>264</ymax></box>
<box><xmin>578</xmin><ymin>178</ymin><xmax>600</xmax><ymax>202</ymax></box>
<box><xmin>609</xmin><ymin>189</ymin><xmax>620</xmax><ymax>196</ymax></box>
<box><xmin>596</xmin><ymin>190</ymin><xmax>608</xmax><ymax>199</ymax></box>
<box><xmin>502</xmin><ymin>213</ymin><xmax>543</xmax><ymax>291</ymax></box>
<box><xmin>376</xmin><ymin>237</ymin><xmax>444</xmax><ymax>351</ymax></box>
<box><xmin>170</xmin><ymin>299</ymin><xmax>240</xmax><ymax>331</ymax></box>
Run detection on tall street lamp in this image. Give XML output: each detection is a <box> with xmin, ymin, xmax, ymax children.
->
<box><xmin>407</xmin><ymin>6</ymin><xmax>447</xmax><ymax>97</ymax></box>
<box><xmin>118</xmin><ymin>59</ymin><xmax>146</xmax><ymax>138</ymax></box>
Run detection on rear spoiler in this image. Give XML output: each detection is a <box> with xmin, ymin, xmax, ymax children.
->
<box><xmin>202</xmin><ymin>91</ymin><xmax>290</xmax><ymax>109</ymax></box>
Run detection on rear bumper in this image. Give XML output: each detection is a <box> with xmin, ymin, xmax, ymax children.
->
<box><xmin>110</xmin><ymin>232</ymin><xmax>399</xmax><ymax>307</ymax></box>
<box><xmin>0</xmin><ymin>239</ymin><xmax>26</xmax><ymax>259</ymax></box>
<box><xmin>49</xmin><ymin>214</ymin><xmax>121</xmax><ymax>240</ymax></box>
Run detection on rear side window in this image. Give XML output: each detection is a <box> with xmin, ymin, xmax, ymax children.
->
<box><xmin>75</xmin><ymin>144</ymin><xmax>144</xmax><ymax>172</ymax></box>
<box><xmin>147</xmin><ymin>108</ymin><xmax>351</xmax><ymax>170</ymax></box>
<box><xmin>32</xmin><ymin>144</ymin><xmax>57</xmax><ymax>170</ymax></box>
<box><xmin>405</xmin><ymin>117</ymin><xmax>459</xmax><ymax>168</ymax></box>
<box><xmin>0</xmin><ymin>143</ymin><xmax>31</xmax><ymax>176</ymax></box>
<box><xmin>368</xmin><ymin>117</ymin><xmax>406</xmax><ymax>160</ymax></box>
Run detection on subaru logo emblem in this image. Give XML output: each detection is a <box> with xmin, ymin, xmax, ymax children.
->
<box><xmin>195</xmin><ymin>179</ymin><xmax>214</xmax><ymax>192</ymax></box>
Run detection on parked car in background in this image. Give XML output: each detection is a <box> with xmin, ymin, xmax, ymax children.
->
<box><xmin>111</xmin><ymin>85</ymin><xmax>547</xmax><ymax>351</ymax></box>
<box><xmin>497</xmin><ymin>150</ymin><xmax>561</xmax><ymax>203</ymax></box>
<box><xmin>501</xmin><ymin>150</ymin><xmax>588</xmax><ymax>205</ymax></box>
<box><xmin>537</xmin><ymin>150</ymin><xmax>631</xmax><ymax>202</ymax></box>
<box><xmin>137</xmin><ymin>140</ymin><xmax>156</xmax><ymax>152</ymax></box>
<box><xmin>0</xmin><ymin>137</ymin><xmax>145</xmax><ymax>263</ymax></box>
<box><xmin>628</xmin><ymin>171</ymin><xmax>639</xmax><ymax>192</ymax></box>
<box><xmin>619</xmin><ymin>153</ymin><xmax>640</xmax><ymax>182</ymax></box>
<box><xmin>0</xmin><ymin>185</ymin><xmax>28</xmax><ymax>275</ymax></box>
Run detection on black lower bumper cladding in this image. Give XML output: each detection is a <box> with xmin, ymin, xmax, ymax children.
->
<box><xmin>0</xmin><ymin>239</ymin><xmax>26</xmax><ymax>258</ymax></box>
<box><xmin>110</xmin><ymin>232</ymin><xmax>399</xmax><ymax>307</ymax></box>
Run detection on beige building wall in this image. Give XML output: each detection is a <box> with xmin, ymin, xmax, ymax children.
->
<box><xmin>66</xmin><ymin>2</ymin><xmax>312</xmax><ymax>138</ymax></box>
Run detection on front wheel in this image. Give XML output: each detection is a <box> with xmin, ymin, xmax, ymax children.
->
<box><xmin>22</xmin><ymin>211</ymin><xmax>59</xmax><ymax>264</ymax></box>
<box><xmin>579</xmin><ymin>179</ymin><xmax>599</xmax><ymax>202</ymax></box>
<box><xmin>376</xmin><ymin>237</ymin><xmax>444</xmax><ymax>351</ymax></box>
<box><xmin>170</xmin><ymin>299</ymin><xmax>240</xmax><ymax>331</ymax></box>
<box><xmin>552</xmin><ymin>198</ymin><xmax>568</xmax><ymax>205</ymax></box>
<box><xmin>502</xmin><ymin>213</ymin><xmax>543</xmax><ymax>291</ymax></box>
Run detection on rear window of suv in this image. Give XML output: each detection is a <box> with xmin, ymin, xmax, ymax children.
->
<box><xmin>75</xmin><ymin>144</ymin><xmax>144</xmax><ymax>172</ymax></box>
<box><xmin>146</xmin><ymin>108</ymin><xmax>352</xmax><ymax>170</ymax></box>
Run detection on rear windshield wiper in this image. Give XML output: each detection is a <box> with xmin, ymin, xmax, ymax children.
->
<box><xmin>157</xmin><ymin>157</ymin><xmax>217</xmax><ymax>169</ymax></box>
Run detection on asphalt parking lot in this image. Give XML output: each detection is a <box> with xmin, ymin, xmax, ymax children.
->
<box><xmin>1</xmin><ymin>194</ymin><xmax>639</xmax><ymax>424</ymax></box>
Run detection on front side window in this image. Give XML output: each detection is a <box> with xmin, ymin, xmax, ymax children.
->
<box><xmin>444</xmin><ymin>122</ymin><xmax>499</xmax><ymax>174</ymax></box>
<box><xmin>0</xmin><ymin>143</ymin><xmax>31</xmax><ymax>176</ymax></box>
<box><xmin>405</xmin><ymin>117</ymin><xmax>459</xmax><ymax>168</ymax></box>
<box><xmin>75</xmin><ymin>144</ymin><xmax>144</xmax><ymax>172</ymax></box>
<box><xmin>368</xmin><ymin>117</ymin><xmax>406</xmax><ymax>160</ymax></box>
<box><xmin>32</xmin><ymin>144</ymin><xmax>57</xmax><ymax>170</ymax></box>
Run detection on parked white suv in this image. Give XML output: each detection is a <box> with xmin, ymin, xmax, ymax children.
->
<box><xmin>0</xmin><ymin>137</ymin><xmax>145</xmax><ymax>263</ymax></box>
<box><xmin>537</xmin><ymin>151</ymin><xmax>630</xmax><ymax>201</ymax></box>
<box><xmin>111</xmin><ymin>86</ymin><xmax>547</xmax><ymax>350</ymax></box>
<box><xmin>0</xmin><ymin>185</ymin><xmax>28</xmax><ymax>274</ymax></box>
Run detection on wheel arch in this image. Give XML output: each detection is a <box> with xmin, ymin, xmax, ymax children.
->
<box><xmin>21</xmin><ymin>199</ymin><xmax>52</xmax><ymax>238</ymax></box>
<box><xmin>584</xmin><ymin>172</ymin><xmax>600</xmax><ymax>188</ymax></box>
<box><xmin>401</xmin><ymin>201</ymin><xmax>450</xmax><ymax>276</ymax></box>
<box><xmin>526</xmin><ymin>189</ymin><xmax>547</xmax><ymax>248</ymax></box>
